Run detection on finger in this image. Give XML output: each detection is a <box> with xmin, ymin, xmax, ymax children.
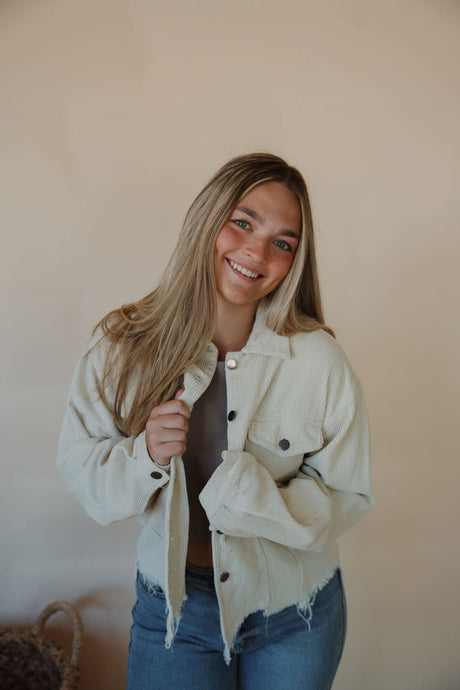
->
<box><xmin>149</xmin><ymin>440</ymin><xmax>187</xmax><ymax>463</ymax></box>
<box><xmin>175</xmin><ymin>388</ymin><xmax>185</xmax><ymax>400</ymax></box>
<box><xmin>149</xmin><ymin>399</ymin><xmax>191</xmax><ymax>420</ymax></box>
<box><xmin>147</xmin><ymin>426</ymin><xmax>187</xmax><ymax>444</ymax></box>
<box><xmin>147</xmin><ymin>413</ymin><xmax>189</xmax><ymax>432</ymax></box>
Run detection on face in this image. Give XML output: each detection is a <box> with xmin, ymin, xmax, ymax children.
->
<box><xmin>214</xmin><ymin>181</ymin><xmax>301</xmax><ymax>317</ymax></box>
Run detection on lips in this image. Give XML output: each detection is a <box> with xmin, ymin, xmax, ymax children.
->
<box><xmin>227</xmin><ymin>258</ymin><xmax>262</xmax><ymax>280</ymax></box>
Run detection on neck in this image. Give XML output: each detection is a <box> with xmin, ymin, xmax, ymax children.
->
<box><xmin>213</xmin><ymin>299</ymin><xmax>257</xmax><ymax>360</ymax></box>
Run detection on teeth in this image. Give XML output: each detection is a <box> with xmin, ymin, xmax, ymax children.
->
<box><xmin>229</xmin><ymin>260</ymin><xmax>260</xmax><ymax>279</ymax></box>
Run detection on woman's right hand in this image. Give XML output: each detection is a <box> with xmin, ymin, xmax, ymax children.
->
<box><xmin>145</xmin><ymin>390</ymin><xmax>190</xmax><ymax>465</ymax></box>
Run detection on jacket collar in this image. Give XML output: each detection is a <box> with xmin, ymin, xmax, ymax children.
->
<box><xmin>196</xmin><ymin>300</ymin><xmax>291</xmax><ymax>370</ymax></box>
<box><xmin>240</xmin><ymin>300</ymin><xmax>291</xmax><ymax>359</ymax></box>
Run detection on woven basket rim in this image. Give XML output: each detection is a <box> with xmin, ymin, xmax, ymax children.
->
<box><xmin>0</xmin><ymin>600</ymin><xmax>82</xmax><ymax>690</ymax></box>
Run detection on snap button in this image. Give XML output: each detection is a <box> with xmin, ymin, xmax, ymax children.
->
<box><xmin>150</xmin><ymin>471</ymin><xmax>162</xmax><ymax>479</ymax></box>
<box><xmin>220</xmin><ymin>572</ymin><xmax>230</xmax><ymax>582</ymax></box>
<box><xmin>226</xmin><ymin>358</ymin><xmax>237</xmax><ymax>370</ymax></box>
<box><xmin>278</xmin><ymin>439</ymin><xmax>290</xmax><ymax>451</ymax></box>
<box><xmin>227</xmin><ymin>410</ymin><xmax>236</xmax><ymax>421</ymax></box>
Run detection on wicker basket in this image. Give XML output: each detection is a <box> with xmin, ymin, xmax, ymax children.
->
<box><xmin>0</xmin><ymin>600</ymin><xmax>83</xmax><ymax>690</ymax></box>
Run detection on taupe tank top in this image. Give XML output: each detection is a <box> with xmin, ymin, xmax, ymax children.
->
<box><xmin>183</xmin><ymin>361</ymin><xmax>227</xmax><ymax>542</ymax></box>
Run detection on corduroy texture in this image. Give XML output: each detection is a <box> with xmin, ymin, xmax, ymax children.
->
<box><xmin>57</xmin><ymin>301</ymin><xmax>374</xmax><ymax>661</ymax></box>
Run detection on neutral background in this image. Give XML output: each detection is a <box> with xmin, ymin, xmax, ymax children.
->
<box><xmin>1</xmin><ymin>0</ymin><xmax>459</xmax><ymax>688</ymax></box>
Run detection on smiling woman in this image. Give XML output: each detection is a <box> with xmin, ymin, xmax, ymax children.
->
<box><xmin>214</xmin><ymin>181</ymin><xmax>300</xmax><ymax>336</ymax></box>
<box><xmin>56</xmin><ymin>153</ymin><xmax>374</xmax><ymax>690</ymax></box>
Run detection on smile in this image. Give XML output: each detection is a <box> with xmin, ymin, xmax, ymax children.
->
<box><xmin>227</xmin><ymin>259</ymin><xmax>262</xmax><ymax>279</ymax></box>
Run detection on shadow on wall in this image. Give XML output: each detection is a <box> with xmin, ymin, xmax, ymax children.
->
<box><xmin>74</xmin><ymin>589</ymin><xmax>131</xmax><ymax>690</ymax></box>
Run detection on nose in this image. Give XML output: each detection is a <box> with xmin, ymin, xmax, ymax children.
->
<box><xmin>242</xmin><ymin>236</ymin><xmax>269</xmax><ymax>264</ymax></box>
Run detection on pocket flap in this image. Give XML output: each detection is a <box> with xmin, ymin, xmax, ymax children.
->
<box><xmin>247</xmin><ymin>420</ymin><xmax>323</xmax><ymax>456</ymax></box>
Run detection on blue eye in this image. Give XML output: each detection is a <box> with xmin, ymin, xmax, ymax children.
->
<box><xmin>233</xmin><ymin>219</ymin><xmax>250</xmax><ymax>230</ymax></box>
<box><xmin>274</xmin><ymin>239</ymin><xmax>292</xmax><ymax>252</ymax></box>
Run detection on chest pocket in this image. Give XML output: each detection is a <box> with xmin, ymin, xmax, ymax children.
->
<box><xmin>244</xmin><ymin>420</ymin><xmax>324</xmax><ymax>482</ymax></box>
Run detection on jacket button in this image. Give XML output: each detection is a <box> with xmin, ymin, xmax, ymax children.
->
<box><xmin>226</xmin><ymin>358</ymin><xmax>237</xmax><ymax>370</ymax></box>
<box><xmin>227</xmin><ymin>410</ymin><xmax>236</xmax><ymax>421</ymax></box>
<box><xmin>150</xmin><ymin>471</ymin><xmax>162</xmax><ymax>479</ymax></box>
<box><xmin>220</xmin><ymin>572</ymin><xmax>230</xmax><ymax>582</ymax></box>
<box><xmin>278</xmin><ymin>439</ymin><xmax>290</xmax><ymax>451</ymax></box>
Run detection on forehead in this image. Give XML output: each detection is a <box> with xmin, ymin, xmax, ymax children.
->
<box><xmin>237</xmin><ymin>181</ymin><xmax>301</xmax><ymax>231</ymax></box>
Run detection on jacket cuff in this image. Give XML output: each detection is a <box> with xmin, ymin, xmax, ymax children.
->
<box><xmin>199</xmin><ymin>450</ymin><xmax>252</xmax><ymax>519</ymax></box>
<box><xmin>133</xmin><ymin>431</ymin><xmax>171</xmax><ymax>485</ymax></box>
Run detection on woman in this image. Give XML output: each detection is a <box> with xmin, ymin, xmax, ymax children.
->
<box><xmin>57</xmin><ymin>153</ymin><xmax>374</xmax><ymax>690</ymax></box>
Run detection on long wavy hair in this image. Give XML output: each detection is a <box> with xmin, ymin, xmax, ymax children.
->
<box><xmin>94</xmin><ymin>153</ymin><xmax>332</xmax><ymax>436</ymax></box>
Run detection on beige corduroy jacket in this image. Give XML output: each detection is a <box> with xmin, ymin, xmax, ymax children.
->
<box><xmin>56</xmin><ymin>303</ymin><xmax>374</xmax><ymax>661</ymax></box>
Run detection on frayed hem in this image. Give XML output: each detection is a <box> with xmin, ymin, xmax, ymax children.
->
<box><xmin>296</xmin><ymin>562</ymin><xmax>340</xmax><ymax>630</ymax></box>
<box><xmin>296</xmin><ymin>598</ymin><xmax>315</xmax><ymax>630</ymax></box>
<box><xmin>164</xmin><ymin>613</ymin><xmax>176</xmax><ymax>650</ymax></box>
<box><xmin>221</xmin><ymin>562</ymin><xmax>341</xmax><ymax>663</ymax></box>
<box><xmin>164</xmin><ymin>593</ymin><xmax>188</xmax><ymax>650</ymax></box>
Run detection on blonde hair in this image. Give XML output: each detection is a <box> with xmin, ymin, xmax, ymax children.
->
<box><xmin>95</xmin><ymin>153</ymin><xmax>332</xmax><ymax>436</ymax></box>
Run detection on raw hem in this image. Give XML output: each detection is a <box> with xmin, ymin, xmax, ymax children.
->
<box><xmin>135</xmin><ymin>566</ymin><xmax>188</xmax><ymax>652</ymax></box>
<box><xmin>296</xmin><ymin>561</ymin><xmax>340</xmax><ymax>630</ymax></box>
<box><xmin>222</xmin><ymin>560</ymin><xmax>340</xmax><ymax>663</ymax></box>
<box><xmin>164</xmin><ymin>593</ymin><xmax>188</xmax><ymax>650</ymax></box>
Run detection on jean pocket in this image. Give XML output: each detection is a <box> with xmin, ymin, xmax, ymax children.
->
<box><xmin>137</xmin><ymin>571</ymin><xmax>166</xmax><ymax>599</ymax></box>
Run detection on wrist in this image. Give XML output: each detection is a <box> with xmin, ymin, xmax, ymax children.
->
<box><xmin>153</xmin><ymin>459</ymin><xmax>171</xmax><ymax>470</ymax></box>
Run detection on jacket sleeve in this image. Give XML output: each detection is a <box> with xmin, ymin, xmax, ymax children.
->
<box><xmin>56</xmin><ymin>339</ymin><xmax>170</xmax><ymax>526</ymax></box>
<box><xmin>199</xmin><ymin>378</ymin><xmax>374</xmax><ymax>552</ymax></box>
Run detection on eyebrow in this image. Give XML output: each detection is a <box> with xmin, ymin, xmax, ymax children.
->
<box><xmin>235</xmin><ymin>206</ymin><xmax>300</xmax><ymax>240</ymax></box>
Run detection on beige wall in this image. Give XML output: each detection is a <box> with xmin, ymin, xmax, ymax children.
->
<box><xmin>1</xmin><ymin>0</ymin><xmax>459</xmax><ymax>687</ymax></box>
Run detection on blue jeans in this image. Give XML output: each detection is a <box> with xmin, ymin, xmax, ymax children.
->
<box><xmin>127</xmin><ymin>563</ymin><xmax>346</xmax><ymax>690</ymax></box>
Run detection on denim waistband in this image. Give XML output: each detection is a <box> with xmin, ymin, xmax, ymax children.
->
<box><xmin>185</xmin><ymin>562</ymin><xmax>215</xmax><ymax>591</ymax></box>
<box><xmin>138</xmin><ymin>563</ymin><xmax>216</xmax><ymax>596</ymax></box>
